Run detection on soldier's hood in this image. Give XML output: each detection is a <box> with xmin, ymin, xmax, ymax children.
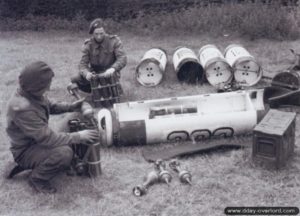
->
<box><xmin>19</xmin><ymin>61</ymin><xmax>54</xmax><ymax>95</ymax></box>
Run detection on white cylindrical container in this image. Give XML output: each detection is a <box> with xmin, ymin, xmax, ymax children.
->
<box><xmin>198</xmin><ymin>44</ymin><xmax>233</xmax><ymax>90</ymax></box>
<box><xmin>97</xmin><ymin>89</ymin><xmax>265</xmax><ymax>147</ymax></box>
<box><xmin>136</xmin><ymin>48</ymin><xmax>167</xmax><ymax>87</ymax></box>
<box><xmin>173</xmin><ymin>47</ymin><xmax>204</xmax><ymax>83</ymax></box>
<box><xmin>224</xmin><ymin>44</ymin><xmax>262</xmax><ymax>86</ymax></box>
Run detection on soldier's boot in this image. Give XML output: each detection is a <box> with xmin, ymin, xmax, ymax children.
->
<box><xmin>28</xmin><ymin>175</ymin><xmax>57</xmax><ymax>194</ymax></box>
<box><xmin>7</xmin><ymin>165</ymin><xmax>26</xmax><ymax>179</ymax></box>
<box><xmin>65</xmin><ymin>165</ymin><xmax>77</xmax><ymax>176</ymax></box>
<box><xmin>70</xmin><ymin>74</ymin><xmax>92</xmax><ymax>93</ymax></box>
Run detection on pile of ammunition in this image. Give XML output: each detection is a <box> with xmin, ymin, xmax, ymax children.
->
<box><xmin>132</xmin><ymin>159</ymin><xmax>192</xmax><ymax>197</ymax></box>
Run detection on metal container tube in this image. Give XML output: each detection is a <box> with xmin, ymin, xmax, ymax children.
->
<box><xmin>224</xmin><ymin>44</ymin><xmax>262</xmax><ymax>87</ymax></box>
<box><xmin>271</xmin><ymin>71</ymin><xmax>300</xmax><ymax>90</ymax></box>
<box><xmin>90</xmin><ymin>76</ymin><xmax>102</xmax><ymax>108</ymax></box>
<box><xmin>198</xmin><ymin>44</ymin><xmax>232</xmax><ymax>89</ymax></box>
<box><xmin>136</xmin><ymin>48</ymin><xmax>167</xmax><ymax>87</ymax></box>
<box><xmin>173</xmin><ymin>47</ymin><xmax>204</xmax><ymax>83</ymax></box>
<box><xmin>86</xmin><ymin>142</ymin><xmax>101</xmax><ymax>177</ymax></box>
<box><xmin>97</xmin><ymin>89</ymin><xmax>265</xmax><ymax>146</ymax></box>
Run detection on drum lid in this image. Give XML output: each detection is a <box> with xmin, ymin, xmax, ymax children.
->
<box><xmin>233</xmin><ymin>60</ymin><xmax>261</xmax><ymax>86</ymax></box>
<box><xmin>136</xmin><ymin>60</ymin><xmax>163</xmax><ymax>87</ymax></box>
<box><xmin>205</xmin><ymin>61</ymin><xmax>233</xmax><ymax>88</ymax></box>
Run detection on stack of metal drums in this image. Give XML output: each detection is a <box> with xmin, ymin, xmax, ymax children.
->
<box><xmin>135</xmin><ymin>44</ymin><xmax>262</xmax><ymax>90</ymax></box>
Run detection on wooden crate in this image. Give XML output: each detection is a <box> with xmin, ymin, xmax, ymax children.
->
<box><xmin>253</xmin><ymin>109</ymin><xmax>296</xmax><ymax>169</ymax></box>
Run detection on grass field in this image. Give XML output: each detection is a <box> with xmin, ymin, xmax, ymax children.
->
<box><xmin>0</xmin><ymin>30</ymin><xmax>300</xmax><ymax>216</ymax></box>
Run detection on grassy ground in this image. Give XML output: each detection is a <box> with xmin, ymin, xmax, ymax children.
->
<box><xmin>0</xmin><ymin>30</ymin><xmax>300</xmax><ymax>216</ymax></box>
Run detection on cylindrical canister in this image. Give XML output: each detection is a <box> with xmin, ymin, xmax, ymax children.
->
<box><xmin>105</xmin><ymin>73</ymin><xmax>122</xmax><ymax>104</ymax></box>
<box><xmin>224</xmin><ymin>44</ymin><xmax>262</xmax><ymax>86</ymax></box>
<box><xmin>271</xmin><ymin>71</ymin><xmax>300</xmax><ymax>90</ymax></box>
<box><xmin>86</xmin><ymin>142</ymin><xmax>101</xmax><ymax>177</ymax></box>
<box><xmin>98</xmin><ymin>76</ymin><xmax>111</xmax><ymax>100</ymax></box>
<box><xmin>97</xmin><ymin>89</ymin><xmax>265</xmax><ymax>147</ymax></box>
<box><xmin>136</xmin><ymin>48</ymin><xmax>167</xmax><ymax>87</ymax></box>
<box><xmin>198</xmin><ymin>44</ymin><xmax>232</xmax><ymax>89</ymax></box>
<box><xmin>173</xmin><ymin>47</ymin><xmax>204</xmax><ymax>83</ymax></box>
<box><xmin>90</xmin><ymin>76</ymin><xmax>102</xmax><ymax>108</ymax></box>
<box><xmin>109</xmin><ymin>74</ymin><xmax>119</xmax><ymax>98</ymax></box>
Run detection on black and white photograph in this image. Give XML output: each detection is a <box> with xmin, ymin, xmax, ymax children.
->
<box><xmin>0</xmin><ymin>0</ymin><xmax>300</xmax><ymax>215</ymax></box>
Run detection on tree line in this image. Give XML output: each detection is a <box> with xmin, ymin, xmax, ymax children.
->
<box><xmin>0</xmin><ymin>0</ymin><xmax>298</xmax><ymax>20</ymax></box>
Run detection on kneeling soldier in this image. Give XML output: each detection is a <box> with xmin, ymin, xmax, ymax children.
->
<box><xmin>70</xmin><ymin>18</ymin><xmax>127</xmax><ymax>94</ymax></box>
<box><xmin>6</xmin><ymin>61</ymin><xmax>99</xmax><ymax>194</ymax></box>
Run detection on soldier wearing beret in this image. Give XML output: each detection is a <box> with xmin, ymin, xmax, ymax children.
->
<box><xmin>6</xmin><ymin>61</ymin><xmax>99</xmax><ymax>193</ymax></box>
<box><xmin>71</xmin><ymin>18</ymin><xmax>127</xmax><ymax>93</ymax></box>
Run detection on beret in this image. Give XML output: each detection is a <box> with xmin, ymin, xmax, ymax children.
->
<box><xmin>89</xmin><ymin>18</ymin><xmax>104</xmax><ymax>34</ymax></box>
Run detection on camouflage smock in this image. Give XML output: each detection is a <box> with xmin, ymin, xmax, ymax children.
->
<box><xmin>6</xmin><ymin>89</ymin><xmax>81</xmax><ymax>162</ymax></box>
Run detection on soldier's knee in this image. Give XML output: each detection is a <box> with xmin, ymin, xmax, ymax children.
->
<box><xmin>70</xmin><ymin>73</ymin><xmax>82</xmax><ymax>83</ymax></box>
<box><xmin>60</xmin><ymin>146</ymin><xmax>73</xmax><ymax>167</ymax></box>
<box><xmin>51</xmin><ymin>146</ymin><xmax>73</xmax><ymax>168</ymax></box>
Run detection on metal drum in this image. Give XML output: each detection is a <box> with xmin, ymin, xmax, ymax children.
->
<box><xmin>272</xmin><ymin>71</ymin><xmax>300</xmax><ymax>90</ymax></box>
<box><xmin>136</xmin><ymin>48</ymin><xmax>167</xmax><ymax>87</ymax></box>
<box><xmin>173</xmin><ymin>47</ymin><xmax>204</xmax><ymax>83</ymax></box>
<box><xmin>225</xmin><ymin>44</ymin><xmax>262</xmax><ymax>87</ymax></box>
<box><xmin>198</xmin><ymin>44</ymin><xmax>232</xmax><ymax>89</ymax></box>
<box><xmin>90</xmin><ymin>73</ymin><xmax>122</xmax><ymax>108</ymax></box>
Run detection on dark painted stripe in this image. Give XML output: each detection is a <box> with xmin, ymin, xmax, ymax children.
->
<box><xmin>117</xmin><ymin>120</ymin><xmax>146</xmax><ymax>146</ymax></box>
<box><xmin>111</xmin><ymin>110</ymin><xmax>120</xmax><ymax>146</ymax></box>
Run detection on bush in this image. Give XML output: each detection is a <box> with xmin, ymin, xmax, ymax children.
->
<box><xmin>0</xmin><ymin>2</ymin><xmax>299</xmax><ymax>40</ymax></box>
<box><xmin>235</xmin><ymin>3</ymin><xmax>300</xmax><ymax>39</ymax></box>
<box><xmin>0</xmin><ymin>13</ymin><xmax>123</xmax><ymax>33</ymax></box>
<box><xmin>0</xmin><ymin>0</ymin><xmax>109</xmax><ymax>20</ymax></box>
<box><xmin>126</xmin><ymin>2</ymin><xmax>300</xmax><ymax>40</ymax></box>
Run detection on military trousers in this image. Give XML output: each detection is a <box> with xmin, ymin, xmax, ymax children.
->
<box><xmin>71</xmin><ymin>73</ymin><xmax>92</xmax><ymax>93</ymax></box>
<box><xmin>16</xmin><ymin>144</ymin><xmax>73</xmax><ymax>181</ymax></box>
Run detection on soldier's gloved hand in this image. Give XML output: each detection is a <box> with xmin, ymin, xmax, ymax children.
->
<box><xmin>78</xmin><ymin>129</ymin><xmax>99</xmax><ymax>144</ymax></box>
<box><xmin>102</xmin><ymin>68</ymin><xmax>115</xmax><ymax>78</ymax></box>
<box><xmin>69</xmin><ymin>98</ymin><xmax>85</xmax><ymax>111</ymax></box>
<box><xmin>86</xmin><ymin>72</ymin><xmax>94</xmax><ymax>81</ymax></box>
